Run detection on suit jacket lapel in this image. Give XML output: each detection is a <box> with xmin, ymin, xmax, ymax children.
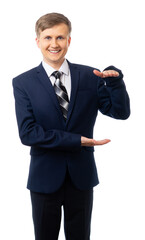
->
<box><xmin>66</xmin><ymin>61</ymin><xmax>80</xmax><ymax>124</ymax></box>
<box><xmin>36</xmin><ymin>63</ymin><xmax>63</xmax><ymax>116</ymax></box>
<box><xmin>36</xmin><ymin>62</ymin><xmax>80</xmax><ymax>125</ymax></box>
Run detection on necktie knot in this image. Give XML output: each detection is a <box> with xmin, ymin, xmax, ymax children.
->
<box><xmin>52</xmin><ymin>71</ymin><xmax>62</xmax><ymax>79</ymax></box>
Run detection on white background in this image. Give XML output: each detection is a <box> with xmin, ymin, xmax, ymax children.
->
<box><xmin>0</xmin><ymin>0</ymin><xmax>145</xmax><ymax>239</ymax></box>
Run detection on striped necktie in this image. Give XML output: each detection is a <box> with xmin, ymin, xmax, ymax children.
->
<box><xmin>52</xmin><ymin>71</ymin><xmax>69</xmax><ymax>120</ymax></box>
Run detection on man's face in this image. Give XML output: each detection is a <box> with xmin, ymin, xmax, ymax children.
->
<box><xmin>36</xmin><ymin>23</ymin><xmax>71</xmax><ymax>69</ymax></box>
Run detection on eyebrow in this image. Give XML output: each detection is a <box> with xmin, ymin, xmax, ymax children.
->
<box><xmin>43</xmin><ymin>34</ymin><xmax>65</xmax><ymax>38</ymax></box>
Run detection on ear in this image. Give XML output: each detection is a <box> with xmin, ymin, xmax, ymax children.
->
<box><xmin>35</xmin><ymin>37</ymin><xmax>40</xmax><ymax>48</ymax></box>
<box><xmin>68</xmin><ymin>36</ymin><xmax>71</xmax><ymax>47</ymax></box>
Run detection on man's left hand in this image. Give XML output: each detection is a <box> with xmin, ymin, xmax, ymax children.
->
<box><xmin>93</xmin><ymin>69</ymin><xmax>119</xmax><ymax>78</ymax></box>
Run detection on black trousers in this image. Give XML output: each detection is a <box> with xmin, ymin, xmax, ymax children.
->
<box><xmin>30</xmin><ymin>171</ymin><xmax>93</xmax><ymax>240</ymax></box>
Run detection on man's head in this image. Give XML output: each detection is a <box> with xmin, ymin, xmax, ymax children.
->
<box><xmin>35</xmin><ymin>12</ymin><xmax>72</xmax><ymax>38</ymax></box>
<box><xmin>35</xmin><ymin>13</ymin><xmax>72</xmax><ymax>69</ymax></box>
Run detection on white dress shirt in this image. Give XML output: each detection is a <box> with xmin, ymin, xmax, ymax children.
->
<box><xmin>42</xmin><ymin>59</ymin><xmax>71</xmax><ymax>100</ymax></box>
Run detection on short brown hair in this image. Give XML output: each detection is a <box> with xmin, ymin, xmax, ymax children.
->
<box><xmin>35</xmin><ymin>12</ymin><xmax>72</xmax><ymax>37</ymax></box>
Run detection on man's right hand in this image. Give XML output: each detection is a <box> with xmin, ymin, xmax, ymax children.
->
<box><xmin>81</xmin><ymin>136</ymin><xmax>111</xmax><ymax>147</ymax></box>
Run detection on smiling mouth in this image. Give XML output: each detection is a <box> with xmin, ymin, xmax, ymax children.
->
<box><xmin>48</xmin><ymin>50</ymin><xmax>61</xmax><ymax>54</ymax></box>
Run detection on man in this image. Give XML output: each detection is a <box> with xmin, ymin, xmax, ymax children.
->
<box><xmin>13</xmin><ymin>12</ymin><xmax>130</xmax><ymax>240</ymax></box>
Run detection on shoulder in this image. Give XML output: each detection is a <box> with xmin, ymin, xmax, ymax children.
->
<box><xmin>12</xmin><ymin>64</ymin><xmax>42</xmax><ymax>87</ymax></box>
<box><xmin>68</xmin><ymin>61</ymin><xmax>100</xmax><ymax>84</ymax></box>
<box><xmin>68</xmin><ymin>61</ymin><xmax>101</xmax><ymax>89</ymax></box>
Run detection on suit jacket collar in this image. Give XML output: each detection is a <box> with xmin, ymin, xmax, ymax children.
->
<box><xmin>36</xmin><ymin>63</ymin><xmax>61</xmax><ymax>114</ymax></box>
<box><xmin>42</xmin><ymin>59</ymin><xmax>70</xmax><ymax>78</ymax></box>
<box><xmin>36</xmin><ymin>61</ymin><xmax>80</xmax><ymax>126</ymax></box>
<box><xmin>66</xmin><ymin>60</ymin><xmax>80</xmax><ymax>125</ymax></box>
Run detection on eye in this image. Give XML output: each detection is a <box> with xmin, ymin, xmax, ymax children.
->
<box><xmin>57</xmin><ymin>36</ymin><xmax>64</xmax><ymax>40</ymax></box>
<box><xmin>45</xmin><ymin>36</ymin><xmax>51</xmax><ymax>40</ymax></box>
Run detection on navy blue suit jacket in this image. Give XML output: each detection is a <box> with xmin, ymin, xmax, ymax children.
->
<box><xmin>13</xmin><ymin>61</ymin><xmax>130</xmax><ymax>193</ymax></box>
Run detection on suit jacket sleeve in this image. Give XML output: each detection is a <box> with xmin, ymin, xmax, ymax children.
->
<box><xmin>12</xmin><ymin>78</ymin><xmax>81</xmax><ymax>151</ymax></box>
<box><xmin>97</xmin><ymin>65</ymin><xmax>130</xmax><ymax>119</ymax></box>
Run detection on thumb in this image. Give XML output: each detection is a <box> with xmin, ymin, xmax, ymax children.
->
<box><xmin>93</xmin><ymin>69</ymin><xmax>103</xmax><ymax>78</ymax></box>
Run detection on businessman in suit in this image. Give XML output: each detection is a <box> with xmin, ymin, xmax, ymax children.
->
<box><xmin>13</xmin><ymin>13</ymin><xmax>130</xmax><ymax>240</ymax></box>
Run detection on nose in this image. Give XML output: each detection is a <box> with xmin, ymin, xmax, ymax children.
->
<box><xmin>51</xmin><ymin>38</ymin><xmax>59</xmax><ymax>48</ymax></box>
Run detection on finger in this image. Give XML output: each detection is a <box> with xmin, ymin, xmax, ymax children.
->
<box><xmin>102</xmin><ymin>70</ymin><xmax>119</xmax><ymax>78</ymax></box>
<box><xmin>93</xmin><ymin>69</ymin><xmax>104</xmax><ymax>78</ymax></box>
<box><xmin>94</xmin><ymin>139</ymin><xmax>111</xmax><ymax>145</ymax></box>
<box><xmin>81</xmin><ymin>137</ymin><xmax>111</xmax><ymax>147</ymax></box>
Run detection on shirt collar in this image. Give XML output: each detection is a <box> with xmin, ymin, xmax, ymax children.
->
<box><xmin>42</xmin><ymin>59</ymin><xmax>69</xmax><ymax>78</ymax></box>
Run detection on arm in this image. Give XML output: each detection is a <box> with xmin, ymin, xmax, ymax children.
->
<box><xmin>13</xmin><ymin>79</ymin><xmax>81</xmax><ymax>151</ymax></box>
<box><xmin>81</xmin><ymin>66</ymin><xmax>130</xmax><ymax>147</ymax></box>
<box><xmin>94</xmin><ymin>66</ymin><xmax>130</xmax><ymax>120</ymax></box>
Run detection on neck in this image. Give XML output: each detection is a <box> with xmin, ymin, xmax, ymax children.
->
<box><xmin>43</xmin><ymin>58</ymin><xmax>65</xmax><ymax>70</ymax></box>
